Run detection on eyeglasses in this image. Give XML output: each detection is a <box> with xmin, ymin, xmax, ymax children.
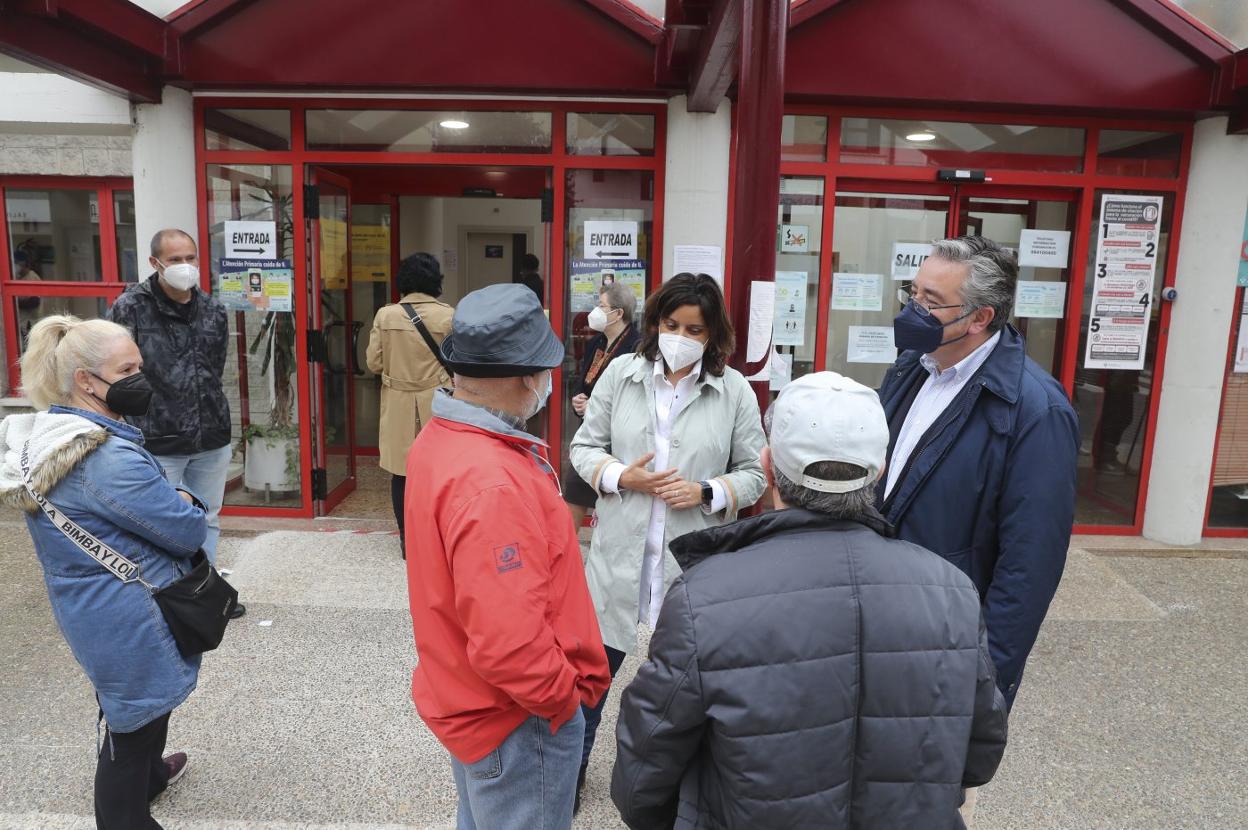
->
<box><xmin>896</xmin><ymin>287</ymin><xmax>963</xmax><ymax>317</ymax></box>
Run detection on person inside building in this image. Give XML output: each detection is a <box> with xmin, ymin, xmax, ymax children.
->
<box><xmin>0</xmin><ymin>316</ymin><xmax>207</xmax><ymax>830</ymax></box>
<box><xmin>878</xmin><ymin>235</ymin><xmax>1079</xmax><ymax>816</ymax></box>
<box><xmin>404</xmin><ymin>283</ymin><xmax>610</xmax><ymax>830</ymax></box>
<box><xmin>513</xmin><ymin>253</ymin><xmax>544</xmax><ymax>306</ymax></box>
<box><xmin>568</xmin><ymin>272</ymin><xmax>766</xmax><ymax>811</ymax></box>
<box><xmin>107</xmin><ymin>228</ymin><xmax>244</xmax><ymax>618</ymax></box>
<box><xmin>366</xmin><ymin>252</ymin><xmax>454</xmax><ymax>557</ymax></box>
<box><xmin>564</xmin><ymin>281</ymin><xmax>641</xmax><ymax>528</ymax></box>
<box><xmin>610</xmin><ymin>371</ymin><xmax>1009</xmax><ymax>829</ymax></box>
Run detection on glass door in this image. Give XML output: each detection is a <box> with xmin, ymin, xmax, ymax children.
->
<box><xmin>956</xmin><ymin>187</ymin><xmax>1079</xmax><ymax>377</ymax></box>
<box><xmin>308</xmin><ymin>168</ymin><xmax>357</xmax><ymax>513</ymax></box>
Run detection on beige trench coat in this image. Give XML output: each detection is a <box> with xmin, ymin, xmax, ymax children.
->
<box><xmin>365</xmin><ymin>292</ymin><xmax>454</xmax><ymax>474</ymax></box>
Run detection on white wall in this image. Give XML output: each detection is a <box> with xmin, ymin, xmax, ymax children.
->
<box><xmin>131</xmin><ymin>86</ymin><xmax>198</xmax><ymax>260</ymax></box>
<box><xmin>1143</xmin><ymin>116</ymin><xmax>1248</xmax><ymax>544</ymax></box>
<box><xmin>399</xmin><ymin>196</ymin><xmax>542</xmax><ymax>303</ymax></box>
<box><xmin>661</xmin><ymin>95</ymin><xmax>731</xmax><ymax>280</ymax></box>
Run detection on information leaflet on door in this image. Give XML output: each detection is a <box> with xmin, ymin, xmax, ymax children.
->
<box><xmin>1084</xmin><ymin>194</ymin><xmax>1163</xmax><ymax>371</ymax></box>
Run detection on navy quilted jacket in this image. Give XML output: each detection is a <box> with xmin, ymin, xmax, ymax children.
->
<box><xmin>611</xmin><ymin>508</ymin><xmax>1008</xmax><ymax>830</ymax></box>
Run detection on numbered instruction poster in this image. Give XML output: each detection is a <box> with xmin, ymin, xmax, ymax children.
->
<box><xmin>1083</xmin><ymin>195</ymin><xmax>1164</xmax><ymax>371</ymax></box>
<box><xmin>570</xmin><ymin>259</ymin><xmax>645</xmax><ymax>314</ymax></box>
<box><xmin>218</xmin><ymin>259</ymin><xmax>293</xmax><ymax>312</ymax></box>
<box><xmin>773</xmin><ymin>271</ymin><xmax>809</xmax><ymax>346</ymax></box>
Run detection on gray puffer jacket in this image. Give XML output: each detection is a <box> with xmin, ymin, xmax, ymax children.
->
<box><xmin>611</xmin><ymin>507</ymin><xmax>1008</xmax><ymax>830</ymax></box>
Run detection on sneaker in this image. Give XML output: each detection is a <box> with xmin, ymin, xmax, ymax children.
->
<box><xmin>163</xmin><ymin>752</ymin><xmax>189</xmax><ymax>787</ymax></box>
<box><xmin>230</xmin><ymin>602</ymin><xmax>247</xmax><ymax>620</ymax></box>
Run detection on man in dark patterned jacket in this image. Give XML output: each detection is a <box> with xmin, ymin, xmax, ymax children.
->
<box><xmin>108</xmin><ymin>228</ymin><xmax>244</xmax><ymax>618</ymax></box>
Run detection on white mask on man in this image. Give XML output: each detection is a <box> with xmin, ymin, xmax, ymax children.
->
<box><xmin>587</xmin><ymin>306</ymin><xmax>615</xmax><ymax>333</ymax></box>
<box><xmin>658</xmin><ymin>333</ymin><xmax>705</xmax><ymax>373</ymax></box>
<box><xmin>159</xmin><ymin>262</ymin><xmax>200</xmax><ymax>292</ymax></box>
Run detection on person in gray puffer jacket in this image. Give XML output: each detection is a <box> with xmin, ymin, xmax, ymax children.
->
<box><xmin>611</xmin><ymin>372</ymin><xmax>1008</xmax><ymax>830</ymax></box>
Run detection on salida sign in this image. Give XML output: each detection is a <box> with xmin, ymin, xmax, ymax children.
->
<box><xmin>225</xmin><ymin>220</ymin><xmax>278</xmax><ymax>259</ymax></box>
<box><xmin>584</xmin><ymin>220</ymin><xmax>638</xmax><ymax>260</ymax></box>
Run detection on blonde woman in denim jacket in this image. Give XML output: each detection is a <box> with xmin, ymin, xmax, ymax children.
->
<box><xmin>0</xmin><ymin>316</ymin><xmax>207</xmax><ymax>830</ymax></box>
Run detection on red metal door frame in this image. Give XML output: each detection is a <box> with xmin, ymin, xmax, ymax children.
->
<box><xmin>772</xmin><ymin>106</ymin><xmax>1192</xmax><ymax>536</ymax></box>
<box><xmin>195</xmin><ymin>97</ymin><xmax>666</xmax><ymax>518</ymax></box>
<box><xmin>0</xmin><ymin>176</ymin><xmax>133</xmax><ymax>394</ymax></box>
<box><xmin>309</xmin><ymin>167</ymin><xmax>357</xmax><ymax>514</ymax></box>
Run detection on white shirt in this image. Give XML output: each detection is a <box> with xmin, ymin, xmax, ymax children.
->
<box><xmin>599</xmin><ymin>359</ymin><xmax>727</xmax><ymax>625</ymax></box>
<box><xmin>884</xmin><ymin>332</ymin><xmax>1001</xmax><ymax>500</ymax></box>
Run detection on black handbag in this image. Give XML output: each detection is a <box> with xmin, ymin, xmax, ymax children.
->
<box><xmin>22</xmin><ymin>441</ymin><xmax>238</xmax><ymax>657</ymax></box>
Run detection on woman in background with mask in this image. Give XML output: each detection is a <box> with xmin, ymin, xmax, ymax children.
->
<box><xmin>0</xmin><ymin>316</ymin><xmax>209</xmax><ymax>829</ymax></box>
<box><xmin>568</xmin><ymin>272</ymin><xmax>766</xmax><ymax>808</ymax></box>
<box><xmin>564</xmin><ymin>281</ymin><xmax>641</xmax><ymax>528</ymax></box>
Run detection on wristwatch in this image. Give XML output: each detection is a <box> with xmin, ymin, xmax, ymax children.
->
<box><xmin>700</xmin><ymin>481</ymin><xmax>714</xmax><ymax>506</ymax></box>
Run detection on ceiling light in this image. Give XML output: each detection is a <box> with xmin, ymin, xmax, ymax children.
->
<box><xmin>439</xmin><ymin>120</ymin><xmax>470</xmax><ymax>130</ymax></box>
<box><xmin>906</xmin><ymin>131</ymin><xmax>937</xmax><ymax>142</ymax></box>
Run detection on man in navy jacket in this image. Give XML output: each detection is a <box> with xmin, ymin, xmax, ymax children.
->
<box><xmin>878</xmin><ymin>235</ymin><xmax>1079</xmax><ymax>709</ymax></box>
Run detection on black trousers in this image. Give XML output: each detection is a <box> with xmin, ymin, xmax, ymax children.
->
<box><xmin>94</xmin><ymin>712</ymin><xmax>171</xmax><ymax>830</ymax></box>
<box><xmin>391</xmin><ymin>474</ymin><xmax>407</xmax><ymax>551</ymax></box>
<box><xmin>580</xmin><ymin>645</ymin><xmax>628</xmax><ymax>768</ymax></box>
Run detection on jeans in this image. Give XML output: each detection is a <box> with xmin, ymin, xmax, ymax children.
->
<box><xmin>155</xmin><ymin>444</ymin><xmax>231</xmax><ymax>563</ymax></box>
<box><xmin>580</xmin><ymin>645</ymin><xmax>627</xmax><ymax>769</ymax></box>
<box><xmin>451</xmin><ymin>709</ymin><xmax>585</xmax><ymax>830</ymax></box>
<box><xmin>94</xmin><ymin>712</ymin><xmax>171</xmax><ymax>830</ymax></box>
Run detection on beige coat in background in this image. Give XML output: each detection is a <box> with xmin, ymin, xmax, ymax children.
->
<box><xmin>365</xmin><ymin>292</ymin><xmax>454</xmax><ymax>475</ymax></box>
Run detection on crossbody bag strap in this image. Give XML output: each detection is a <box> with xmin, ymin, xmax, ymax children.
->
<box><xmin>401</xmin><ymin>302</ymin><xmax>453</xmax><ymax>376</ymax></box>
<box><xmin>20</xmin><ymin>440</ymin><xmax>154</xmax><ymax>590</ymax></box>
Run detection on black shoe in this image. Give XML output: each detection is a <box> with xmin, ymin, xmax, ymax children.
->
<box><xmin>230</xmin><ymin>602</ymin><xmax>247</xmax><ymax>620</ymax></box>
<box><xmin>574</xmin><ymin>763</ymin><xmax>588</xmax><ymax>815</ymax></box>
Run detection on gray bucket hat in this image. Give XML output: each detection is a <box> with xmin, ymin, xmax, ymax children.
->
<box><xmin>441</xmin><ymin>283</ymin><xmax>564</xmax><ymax>377</ymax></box>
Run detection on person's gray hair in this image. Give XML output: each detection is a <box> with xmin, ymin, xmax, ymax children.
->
<box><xmin>601</xmin><ymin>282</ymin><xmax>636</xmax><ymax>325</ymax></box>
<box><xmin>773</xmin><ymin>461</ymin><xmax>876</xmax><ymax>519</ymax></box>
<box><xmin>931</xmin><ymin>235</ymin><xmax>1017</xmax><ymax>334</ymax></box>
<box><xmin>150</xmin><ymin>228</ymin><xmax>195</xmax><ymax>259</ymax></box>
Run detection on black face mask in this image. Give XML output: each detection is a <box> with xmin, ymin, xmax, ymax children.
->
<box><xmin>90</xmin><ymin>372</ymin><xmax>153</xmax><ymax>417</ymax></box>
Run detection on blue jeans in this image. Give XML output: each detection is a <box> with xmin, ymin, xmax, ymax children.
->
<box><xmin>451</xmin><ymin>709</ymin><xmax>585</xmax><ymax>830</ymax></box>
<box><xmin>154</xmin><ymin>444</ymin><xmax>231</xmax><ymax>563</ymax></box>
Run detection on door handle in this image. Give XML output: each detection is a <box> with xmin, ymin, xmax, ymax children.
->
<box><xmin>323</xmin><ymin>321</ymin><xmax>347</xmax><ymax>375</ymax></box>
<box><xmin>350</xmin><ymin>321</ymin><xmax>365</xmax><ymax>376</ymax></box>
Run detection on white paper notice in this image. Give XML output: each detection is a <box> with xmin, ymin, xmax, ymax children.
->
<box><xmin>672</xmin><ymin>245</ymin><xmax>723</xmax><ymax>283</ymax></box>
<box><xmin>224</xmin><ymin>220</ymin><xmax>277</xmax><ymax>259</ymax></box>
<box><xmin>1019</xmin><ymin>229</ymin><xmax>1071</xmax><ymax>269</ymax></box>
<box><xmin>891</xmin><ymin>242</ymin><xmax>933</xmax><ymax>281</ymax></box>
<box><xmin>1015</xmin><ymin>281</ymin><xmax>1067</xmax><ymax>319</ymax></box>
<box><xmin>584</xmin><ymin>220</ymin><xmax>639</xmax><ymax>260</ymax></box>
<box><xmin>769</xmin><ymin>352</ymin><xmax>793</xmax><ymax>391</ymax></box>
<box><xmin>1084</xmin><ymin>194</ymin><xmax>1164</xmax><ymax>371</ymax></box>
<box><xmin>442</xmin><ymin>248</ymin><xmax>458</xmax><ymax>273</ymax></box>
<box><xmin>847</xmin><ymin>326</ymin><xmax>897</xmax><ymax>364</ymax></box>
<box><xmin>831</xmin><ymin>273</ymin><xmax>884</xmax><ymax>311</ymax></box>
<box><xmin>1235</xmin><ymin>293</ymin><xmax>1248</xmax><ymax>374</ymax></box>
<box><xmin>773</xmin><ymin>271</ymin><xmax>808</xmax><ymax>346</ymax></box>
<box><xmin>744</xmin><ymin>281</ymin><xmax>775</xmax><ymax>381</ymax></box>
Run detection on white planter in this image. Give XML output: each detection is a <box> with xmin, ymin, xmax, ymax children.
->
<box><xmin>243</xmin><ymin>435</ymin><xmax>299</xmax><ymax>493</ymax></box>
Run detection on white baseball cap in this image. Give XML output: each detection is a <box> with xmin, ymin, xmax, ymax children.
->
<box><xmin>770</xmin><ymin>371</ymin><xmax>889</xmax><ymax>493</ymax></box>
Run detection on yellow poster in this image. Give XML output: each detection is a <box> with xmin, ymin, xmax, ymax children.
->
<box><xmin>351</xmin><ymin>224</ymin><xmax>391</xmax><ymax>282</ymax></box>
<box><xmin>320</xmin><ymin>218</ymin><xmax>348</xmax><ymax>289</ymax></box>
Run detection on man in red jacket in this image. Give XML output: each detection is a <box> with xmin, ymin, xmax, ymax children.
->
<box><xmin>405</xmin><ymin>283</ymin><xmax>610</xmax><ymax>830</ymax></box>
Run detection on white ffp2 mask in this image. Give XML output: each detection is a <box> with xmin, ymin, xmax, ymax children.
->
<box><xmin>160</xmin><ymin>262</ymin><xmax>200</xmax><ymax>292</ymax></box>
<box><xmin>658</xmin><ymin>333</ymin><xmax>705</xmax><ymax>373</ymax></box>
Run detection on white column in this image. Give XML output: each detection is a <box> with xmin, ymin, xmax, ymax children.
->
<box><xmin>661</xmin><ymin>95</ymin><xmax>731</xmax><ymax>280</ymax></box>
<box><xmin>1142</xmin><ymin>116</ymin><xmax>1248</xmax><ymax>544</ymax></box>
<box><xmin>131</xmin><ymin>86</ymin><xmax>198</xmax><ymax>263</ymax></box>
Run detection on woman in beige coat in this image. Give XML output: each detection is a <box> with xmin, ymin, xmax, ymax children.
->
<box><xmin>365</xmin><ymin>253</ymin><xmax>453</xmax><ymax>556</ymax></box>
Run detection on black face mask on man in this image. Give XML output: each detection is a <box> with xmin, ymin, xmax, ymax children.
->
<box><xmin>90</xmin><ymin>372</ymin><xmax>154</xmax><ymax>417</ymax></box>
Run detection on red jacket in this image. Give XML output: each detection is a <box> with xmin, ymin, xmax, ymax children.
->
<box><xmin>405</xmin><ymin>395</ymin><xmax>610</xmax><ymax>763</ymax></box>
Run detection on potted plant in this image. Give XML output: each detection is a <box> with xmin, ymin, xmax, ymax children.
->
<box><xmin>240</xmin><ymin>185</ymin><xmax>300</xmax><ymax>495</ymax></box>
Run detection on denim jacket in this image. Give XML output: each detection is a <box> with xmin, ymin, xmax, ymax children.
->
<box><xmin>0</xmin><ymin>406</ymin><xmax>208</xmax><ymax>732</ymax></box>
